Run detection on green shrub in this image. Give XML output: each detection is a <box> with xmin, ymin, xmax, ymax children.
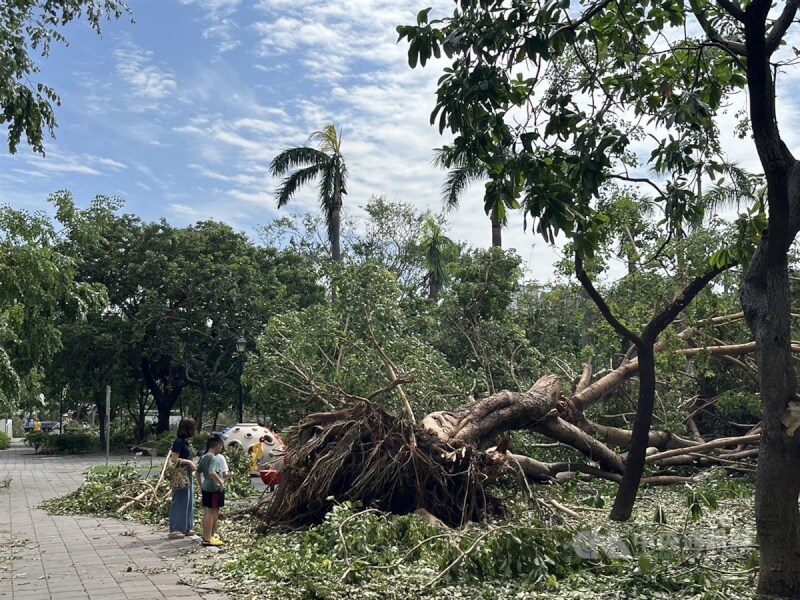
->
<box><xmin>25</xmin><ymin>431</ymin><xmax>49</xmax><ymax>453</ymax></box>
<box><xmin>109</xmin><ymin>418</ymin><xmax>137</xmax><ymax>449</ymax></box>
<box><xmin>44</xmin><ymin>431</ymin><xmax>100</xmax><ymax>454</ymax></box>
<box><xmin>0</xmin><ymin>431</ymin><xmax>10</xmax><ymax>449</ymax></box>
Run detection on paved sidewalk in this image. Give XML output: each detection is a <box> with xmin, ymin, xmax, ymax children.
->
<box><xmin>0</xmin><ymin>442</ymin><xmax>228</xmax><ymax>600</ymax></box>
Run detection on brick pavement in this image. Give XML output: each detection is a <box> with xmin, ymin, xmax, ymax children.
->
<box><xmin>0</xmin><ymin>441</ymin><xmax>228</xmax><ymax>600</ymax></box>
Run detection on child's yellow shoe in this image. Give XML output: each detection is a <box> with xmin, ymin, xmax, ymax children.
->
<box><xmin>202</xmin><ymin>538</ymin><xmax>224</xmax><ymax>547</ymax></box>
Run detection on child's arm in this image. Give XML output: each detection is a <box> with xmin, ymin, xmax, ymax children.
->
<box><xmin>210</xmin><ymin>470</ymin><xmax>224</xmax><ymax>490</ymax></box>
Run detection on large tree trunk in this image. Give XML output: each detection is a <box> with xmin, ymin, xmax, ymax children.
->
<box><xmin>422</xmin><ymin>375</ymin><xmax>625</xmax><ymax>474</ymax></box>
<box><xmin>743</xmin><ymin>234</ymin><xmax>800</xmax><ymax>596</ymax></box>
<box><xmin>610</xmin><ymin>346</ymin><xmax>656</xmax><ymax>521</ymax></box>
<box><xmin>141</xmin><ymin>358</ymin><xmax>184</xmax><ymax>434</ymax></box>
<box><xmin>740</xmin><ymin>1</ymin><xmax>800</xmax><ymax>591</ymax></box>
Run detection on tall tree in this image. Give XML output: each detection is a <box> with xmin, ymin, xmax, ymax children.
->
<box><xmin>400</xmin><ymin>0</ymin><xmax>800</xmax><ymax>594</ymax></box>
<box><xmin>419</xmin><ymin>217</ymin><xmax>459</xmax><ymax>300</ymax></box>
<box><xmin>1</xmin><ymin>0</ymin><xmax>130</xmax><ymax>154</ymax></box>
<box><xmin>59</xmin><ymin>202</ymin><xmax>324</xmax><ymax>433</ymax></box>
<box><xmin>434</xmin><ymin>148</ymin><xmax>519</xmax><ymax>248</ymax></box>
<box><xmin>0</xmin><ymin>194</ymin><xmax>107</xmax><ymax>412</ymax></box>
<box><xmin>270</xmin><ymin>124</ymin><xmax>348</xmax><ymax>262</ymax></box>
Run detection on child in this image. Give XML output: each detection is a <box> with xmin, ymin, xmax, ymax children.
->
<box><xmin>196</xmin><ymin>433</ymin><xmax>226</xmax><ymax>547</ymax></box>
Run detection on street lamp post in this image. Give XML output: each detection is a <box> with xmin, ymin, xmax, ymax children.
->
<box><xmin>235</xmin><ymin>337</ymin><xmax>247</xmax><ymax>423</ymax></box>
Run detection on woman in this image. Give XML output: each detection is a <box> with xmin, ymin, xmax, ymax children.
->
<box><xmin>168</xmin><ymin>417</ymin><xmax>197</xmax><ymax>539</ymax></box>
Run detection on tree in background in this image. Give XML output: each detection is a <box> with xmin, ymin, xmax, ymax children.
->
<box><xmin>398</xmin><ymin>0</ymin><xmax>753</xmax><ymax>522</ymax></box>
<box><xmin>0</xmin><ymin>194</ymin><xmax>107</xmax><ymax>414</ymax></box>
<box><xmin>270</xmin><ymin>124</ymin><xmax>348</xmax><ymax>262</ymax></box>
<box><xmin>54</xmin><ymin>194</ymin><xmax>323</xmax><ymax>433</ymax></box>
<box><xmin>419</xmin><ymin>217</ymin><xmax>459</xmax><ymax>300</ymax></box>
<box><xmin>0</xmin><ymin>0</ymin><xmax>130</xmax><ymax>154</ymax></box>
<box><xmin>248</xmin><ymin>262</ymin><xmax>470</xmax><ymax>427</ymax></box>
<box><xmin>433</xmin><ymin>148</ymin><xmax>520</xmax><ymax>248</ymax></box>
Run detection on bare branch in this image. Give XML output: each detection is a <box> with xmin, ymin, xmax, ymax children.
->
<box><xmin>575</xmin><ymin>253</ymin><xmax>642</xmax><ymax>346</ymax></box>
<box><xmin>367</xmin><ymin>375</ymin><xmax>415</xmax><ymax>402</ymax></box>
<box><xmin>766</xmin><ymin>0</ymin><xmax>800</xmax><ymax>54</ymax></box>
<box><xmin>645</xmin><ymin>433</ymin><xmax>760</xmax><ymax>463</ymax></box>
<box><xmin>573</xmin><ymin>361</ymin><xmax>593</xmax><ymax>393</ymax></box>
<box><xmin>366</xmin><ymin>318</ymin><xmax>416</xmax><ymax>422</ymax></box>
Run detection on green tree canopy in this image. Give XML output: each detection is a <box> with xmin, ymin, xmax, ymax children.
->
<box><xmin>0</xmin><ymin>192</ymin><xmax>107</xmax><ymax>413</ymax></box>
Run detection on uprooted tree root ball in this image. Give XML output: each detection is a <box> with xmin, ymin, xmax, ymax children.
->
<box><xmin>256</xmin><ymin>399</ymin><xmax>523</xmax><ymax>529</ymax></box>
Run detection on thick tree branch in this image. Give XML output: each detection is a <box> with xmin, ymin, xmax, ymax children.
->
<box><xmin>574</xmin><ymin>361</ymin><xmax>593</xmax><ymax>393</ymax></box>
<box><xmin>643</xmin><ymin>264</ymin><xmax>729</xmax><ymax>343</ymax></box>
<box><xmin>575</xmin><ymin>253</ymin><xmax>642</xmax><ymax>346</ymax></box>
<box><xmin>744</xmin><ymin>0</ymin><xmax>795</xmax><ymax>181</ymax></box>
<box><xmin>645</xmin><ymin>433</ymin><xmax>760</xmax><ymax>463</ymax></box>
<box><xmin>692</xmin><ymin>5</ymin><xmax>747</xmax><ymax>56</ymax></box>
<box><xmin>766</xmin><ymin>0</ymin><xmax>800</xmax><ymax>54</ymax></box>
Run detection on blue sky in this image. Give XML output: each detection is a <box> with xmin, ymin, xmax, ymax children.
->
<box><xmin>2</xmin><ymin>1</ymin><xmax>795</xmax><ymax>282</ymax></box>
<box><xmin>0</xmin><ymin>0</ymin><xmax>564</xmax><ymax>280</ymax></box>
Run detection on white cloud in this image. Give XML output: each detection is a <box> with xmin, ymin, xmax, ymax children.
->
<box><xmin>1</xmin><ymin>147</ymin><xmax>131</xmax><ymax>179</ymax></box>
<box><xmin>93</xmin><ymin>157</ymin><xmax>128</xmax><ymax>170</ymax></box>
<box><xmin>180</xmin><ymin>0</ymin><xmax>243</xmax><ymax>53</ymax></box>
<box><xmin>12</xmin><ymin>0</ymin><xmax>791</xmax><ymax>286</ymax></box>
<box><xmin>114</xmin><ymin>42</ymin><xmax>177</xmax><ymax>105</ymax></box>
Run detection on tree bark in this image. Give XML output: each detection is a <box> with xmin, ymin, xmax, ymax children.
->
<box><xmin>141</xmin><ymin>358</ymin><xmax>185</xmax><ymax>434</ymax></box>
<box><xmin>330</xmin><ymin>185</ymin><xmax>342</xmax><ymax>262</ymax></box>
<box><xmin>737</xmin><ymin>0</ymin><xmax>800</xmax><ymax>591</ymax></box>
<box><xmin>490</xmin><ymin>213</ymin><xmax>502</xmax><ymax>248</ymax></box>
<box><xmin>743</xmin><ymin>235</ymin><xmax>800</xmax><ymax>596</ymax></box>
<box><xmin>422</xmin><ymin>375</ymin><xmax>625</xmax><ymax>473</ymax></box>
<box><xmin>609</xmin><ymin>346</ymin><xmax>656</xmax><ymax>520</ymax></box>
<box><xmin>428</xmin><ymin>275</ymin><xmax>440</xmax><ymax>300</ymax></box>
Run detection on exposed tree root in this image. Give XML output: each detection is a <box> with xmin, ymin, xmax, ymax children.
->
<box><xmin>256</xmin><ymin>399</ymin><xmax>516</xmax><ymax>530</ymax></box>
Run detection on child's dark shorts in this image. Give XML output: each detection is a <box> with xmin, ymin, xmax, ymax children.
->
<box><xmin>201</xmin><ymin>490</ymin><xmax>225</xmax><ymax>508</ymax></box>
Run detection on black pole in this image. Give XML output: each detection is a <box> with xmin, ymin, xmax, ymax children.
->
<box><xmin>59</xmin><ymin>388</ymin><xmax>63</xmax><ymax>434</ymax></box>
<box><xmin>238</xmin><ymin>352</ymin><xmax>244</xmax><ymax>423</ymax></box>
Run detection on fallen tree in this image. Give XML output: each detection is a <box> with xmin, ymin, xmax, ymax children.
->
<box><xmin>256</xmin><ymin>319</ymin><xmax>773</xmax><ymax>530</ymax></box>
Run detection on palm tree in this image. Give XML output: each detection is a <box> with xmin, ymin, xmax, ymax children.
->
<box><xmin>419</xmin><ymin>217</ymin><xmax>459</xmax><ymax>299</ymax></box>
<box><xmin>270</xmin><ymin>124</ymin><xmax>347</xmax><ymax>262</ymax></box>
<box><xmin>433</xmin><ymin>148</ymin><xmax>520</xmax><ymax>248</ymax></box>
